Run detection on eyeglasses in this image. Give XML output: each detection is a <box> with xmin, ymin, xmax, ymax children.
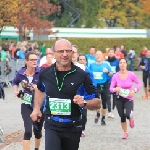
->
<box><xmin>55</xmin><ymin>50</ymin><xmax>72</xmax><ymax>54</ymax></box>
<box><xmin>28</xmin><ymin>59</ymin><xmax>38</xmax><ymax>62</ymax></box>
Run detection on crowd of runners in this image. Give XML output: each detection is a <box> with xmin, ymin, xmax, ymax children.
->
<box><xmin>7</xmin><ymin>38</ymin><xmax>150</xmax><ymax>150</ymax></box>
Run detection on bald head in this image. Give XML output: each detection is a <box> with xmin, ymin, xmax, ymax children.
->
<box><xmin>54</xmin><ymin>39</ymin><xmax>72</xmax><ymax>51</ymax></box>
<box><xmin>46</xmin><ymin>48</ymin><xmax>53</xmax><ymax>54</ymax></box>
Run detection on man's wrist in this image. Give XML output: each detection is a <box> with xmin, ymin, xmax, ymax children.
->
<box><xmin>82</xmin><ymin>100</ymin><xmax>87</xmax><ymax>108</ymax></box>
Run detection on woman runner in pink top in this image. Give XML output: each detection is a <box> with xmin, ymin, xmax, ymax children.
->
<box><xmin>109</xmin><ymin>58</ymin><xmax>141</xmax><ymax>139</ymax></box>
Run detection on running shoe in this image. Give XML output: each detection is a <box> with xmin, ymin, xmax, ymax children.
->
<box><xmin>94</xmin><ymin>116</ymin><xmax>100</xmax><ymax>124</ymax></box>
<box><xmin>81</xmin><ymin>131</ymin><xmax>85</xmax><ymax>138</ymax></box>
<box><xmin>129</xmin><ymin>117</ymin><xmax>134</xmax><ymax>128</ymax></box>
<box><xmin>108</xmin><ymin>112</ymin><xmax>112</xmax><ymax>118</ymax></box>
<box><xmin>142</xmin><ymin>95</ymin><xmax>148</xmax><ymax>100</ymax></box>
<box><xmin>122</xmin><ymin>132</ymin><xmax>128</xmax><ymax>139</ymax></box>
<box><xmin>101</xmin><ymin>119</ymin><xmax>106</xmax><ymax>126</ymax></box>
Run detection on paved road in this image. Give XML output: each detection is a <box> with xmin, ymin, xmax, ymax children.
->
<box><xmin>1</xmin><ymin>72</ymin><xmax>150</xmax><ymax>150</ymax></box>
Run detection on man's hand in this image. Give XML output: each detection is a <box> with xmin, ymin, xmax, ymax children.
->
<box><xmin>30</xmin><ymin>109</ymin><xmax>42</xmax><ymax>122</ymax></box>
<box><xmin>73</xmin><ymin>95</ymin><xmax>85</xmax><ymax>107</ymax></box>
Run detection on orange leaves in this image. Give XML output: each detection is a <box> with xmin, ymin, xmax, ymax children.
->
<box><xmin>140</xmin><ymin>0</ymin><xmax>150</xmax><ymax>15</ymax></box>
<box><xmin>15</xmin><ymin>0</ymin><xmax>58</xmax><ymax>38</ymax></box>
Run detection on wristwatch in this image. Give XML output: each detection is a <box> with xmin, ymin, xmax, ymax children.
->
<box><xmin>82</xmin><ymin>100</ymin><xmax>87</xmax><ymax>108</ymax></box>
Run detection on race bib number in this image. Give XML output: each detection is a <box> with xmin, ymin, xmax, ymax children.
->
<box><xmin>22</xmin><ymin>93</ymin><xmax>32</xmax><ymax>104</ymax></box>
<box><xmin>93</xmin><ymin>72</ymin><xmax>103</xmax><ymax>80</ymax></box>
<box><xmin>49</xmin><ymin>98</ymin><xmax>71</xmax><ymax>115</ymax></box>
<box><xmin>111</xmin><ymin>66</ymin><xmax>116</xmax><ymax>73</ymax></box>
<box><xmin>119</xmin><ymin>89</ymin><xmax>130</xmax><ymax>97</ymax></box>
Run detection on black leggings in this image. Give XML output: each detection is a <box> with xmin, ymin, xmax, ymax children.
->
<box><xmin>106</xmin><ymin>93</ymin><xmax>116</xmax><ymax>112</ymax></box>
<box><xmin>21</xmin><ymin>103</ymin><xmax>44</xmax><ymax>140</ymax></box>
<box><xmin>45</xmin><ymin>129</ymin><xmax>81</xmax><ymax>150</ymax></box>
<box><xmin>82</xmin><ymin>109</ymin><xmax>87</xmax><ymax>131</ymax></box>
<box><xmin>143</xmin><ymin>71</ymin><xmax>150</xmax><ymax>87</ymax></box>
<box><xmin>97</xmin><ymin>82</ymin><xmax>110</xmax><ymax>110</ymax></box>
<box><xmin>116</xmin><ymin>97</ymin><xmax>133</xmax><ymax>123</ymax></box>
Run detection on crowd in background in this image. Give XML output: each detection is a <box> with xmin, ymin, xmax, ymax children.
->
<box><xmin>0</xmin><ymin>41</ymin><xmax>148</xmax><ymax>71</ymax></box>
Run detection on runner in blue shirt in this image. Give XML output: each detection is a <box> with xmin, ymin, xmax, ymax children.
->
<box><xmin>86</xmin><ymin>46</ymin><xmax>96</xmax><ymax>67</ymax></box>
<box><xmin>77</xmin><ymin>53</ymin><xmax>96</xmax><ymax>137</ymax></box>
<box><xmin>90</xmin><ymin>50</ymin><xmax>113</xmax><ymax>125</ymax></box>
<box><xmin>106</xmin><ymin>48</ymin><xmax>119</xmax><ymax>118</ymax></box>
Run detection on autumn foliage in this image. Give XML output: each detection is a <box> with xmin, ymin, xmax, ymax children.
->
<box><xmin>0</xmin><ymin>0</ymin><xmax>59</xmax><ymax>40</ymax></box>
<box><xmin>140</xmin><ymin>0</ymin><xmax>150</xmax><ymax>15</ymax></box>
<box><xmin>0</xmin><ymin>0</ymin><xmax>20</xmax><ymax>33</ymax></box>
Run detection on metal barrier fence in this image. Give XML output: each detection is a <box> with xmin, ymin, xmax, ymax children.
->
<box><xmin>0</xmin><ymin>59</ymin><xmax>25</xmax><ymax>87</ymax></box>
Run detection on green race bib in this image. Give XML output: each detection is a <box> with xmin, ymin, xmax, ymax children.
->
<box><xmin>22</xmin><ymin>93</ymin><xmax>32</xmax><ymax>104</ymax></box>
<box><xmin>119</xmin><ymin>89</ymin><xmax>130</xmax><ymax>97</ymax></box>
<box><xmin>111</xmin><ymin>66</ymin><xmax>116</xmax><ymax>73</ymax></box>
<box><xmin>49</xmin><ymin>98</ymin><xmax>71</xmax><ymax>115</ymax></box>
<box><xmin>93</xmin><ymin>72</ymin><xmax>103</xmax><ymax>80</ymax></box>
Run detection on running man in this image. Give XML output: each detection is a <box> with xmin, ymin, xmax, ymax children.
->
<box><xmin>77</xmin><ymin>53</ymin><xmax>96</xmax><ymax>137</ymax></box>
<box><xmin>110</xmin><ymin>58</ymin><xmax>141</xmax><ymax>139</ymax></box>
<box><xmin>30</xmin><ymin>39</ymin><xmax>100</xmax><ymax>150</ymax></box>
<box><xmin>90</xmin><ymin>50</ymin><xmax>113</xmax><ymax>125</ymax></box>
<box><xmin>106</xmin><ymin>48</ymin><xmax>119</xmax><ymax>118</ymax></box>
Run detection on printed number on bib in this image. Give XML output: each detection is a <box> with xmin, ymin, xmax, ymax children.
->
<box><xmin>49</xmin><ymin>98</ymin><xmax>71</xmax><ymax>115</ymax></box>
<box><xmin>93</xmin><ymin>72</ymin><xmax>103</xmax><ymax>80</ymax></box>
<box><xmin>22</xmin><ymin>93</ymin><xmax>32</xmax><ymax>104</ymax></box>
<box><xmin>119</xmin><ymin>89</ymin><xmax>130</xmax><ymax>97</ymax></box>
<box><xmin>111</xmin><ymin>66</ymin><xmax>116</xmax><ymax>73</ymax></box>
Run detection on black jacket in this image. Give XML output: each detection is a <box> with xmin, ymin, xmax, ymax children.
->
<box><xmin>37</xmin><ymin>62</ymin><xmax>98</xmax><ymax>131</ymax></box>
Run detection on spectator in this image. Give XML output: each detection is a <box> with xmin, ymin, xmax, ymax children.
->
<box><xmin>120</xmin><ymin>45</ymin><xmax>127</xmax><ymax>57</ymax></box>
<box><xmin>115</xmin><ymin>47</ymin><xmax>124</xmax><ymax>60</ymax></box>
<box><xmin>128</xmin><ymin>48</ymin><xmax>136</xmax><ymax>71</ymax></box>
<box><xmin>40</xmin><ymin>53</ymin><xmax>53</xmax><ymax>68</ymax></box>
<box><xmin>40</xmin><ymin>43</ymin><xmax>46</xmax><ymax>56</ymax></box>
<box><xmin>17</xmin><ymin>47</ymin><xmax>26</xmax><ymax>59</ymax></box>
<box><xmin>103</xmin><ymin>48</ymin><xmax>110</xmax><ymax>60</ymax></box>
<box><xmin>40</xmin><ymin>48</ymin><xmax>56</xmax><ymax>67</ymax></box>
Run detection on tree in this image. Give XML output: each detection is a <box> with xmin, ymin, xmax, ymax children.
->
<box><xmin>97</xmin><ymin>0</ymin><xmax>143</xmax><ymax>28</ymax></box>
<box><xmin>48</xmin><ymin>0</ymin><xmax>100</xmax><ymax>28</ymax></box>
<box><xmin>0</xmin><ymin>0</ymin><xmax>20</xmax><ymax>33</ymax></box>
<box><xmin>15</xmin><ymin>0</ymin><xmax>58</xmax><ymax>41</ymax></box>
<box><xmin>139</xmin><ymin>0</ymin><xmax>150</xmax><ymax>28</ymax></box>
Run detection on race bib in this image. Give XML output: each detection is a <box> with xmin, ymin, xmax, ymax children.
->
<box><xmin>49</xmin><ymin>98</ymin><xmax>71</xmax><ymax>115</ymax></box>
<box><xmin>119</xmin><ymin>89</ymin><xmax>130</xmax><ymax>97</ymax></box>
<box><xmin>93</xmin><ymin>72</ymin><xmax>103</xmax><ymax>80</ymax></box>
<box><xmin>22</xmin><ymin>93</ymin><xmax>32</xmax><ymax>104</ymax></box>
<box><xmin>111</xmin><ymin>66</ymin><xmax>116</xmax><ymax>73</ymax></box>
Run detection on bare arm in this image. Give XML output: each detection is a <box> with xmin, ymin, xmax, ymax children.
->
<box><xmin>73</xmin><ymin>95</ymin><xmax>101</xmax><ymax>110</ymax></box>
<box><xmin>84</xmin><ymin>98</ymin><xmax>101</xmax><ymax>110</ymax></box>
<box><xmin>34</xmin><ymin>88</ymin><xmax>45</xmax><ymax>110</ymax></box>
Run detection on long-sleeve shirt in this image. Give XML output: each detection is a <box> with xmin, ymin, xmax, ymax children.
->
<box><xmin>109</xmin><ymin>71</ymin><xmax>142</xmax><ymax>100</ymax></box>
